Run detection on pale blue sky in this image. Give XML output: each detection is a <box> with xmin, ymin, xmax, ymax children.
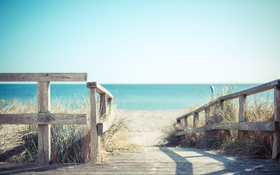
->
<box><xmin>0</xmin><ymin>0</ymin><xmax>279</xmax><ymax>84</ymax></box>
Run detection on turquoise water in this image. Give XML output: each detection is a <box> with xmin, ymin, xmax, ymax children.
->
<box><xmin>0</xmin><ymin>84</ymin><xmax>261</xmax><ymax>110</ymax></box>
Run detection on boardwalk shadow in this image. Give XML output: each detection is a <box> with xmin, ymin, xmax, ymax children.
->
<box><xmin>0</xmin><ymin>163</ymin><xmax>72</xmax><ymax>174</ymax></box>
<box><xmin>161</xmin><ymin>147</ymin><xmax>280</xmax><ymax>175</ymax></box>
<box><xmin>187</xmin><ymin>148</ymin><xmax>280</xmax><ymax>175</ymax></box>
<box><xmin>159</xmin><ymin>147</ymin><xmax>194</xmax><ymax>175</ymax></box>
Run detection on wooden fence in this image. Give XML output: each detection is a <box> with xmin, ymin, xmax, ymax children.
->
<box><xmin>0</xmin><ymin>73</ymin><xmax>113</xmax><ymax>165</ymax></box>
<box><xmin>175</xmin><ymin>79</ymin><xmax>280</xmax><ymax>159</ymax></box>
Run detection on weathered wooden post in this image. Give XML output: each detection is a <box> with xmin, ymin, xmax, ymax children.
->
<box><xmin>204</xmin><ymin>107</ymin><xmax>210</xmax><ymax>139</ymax></box>
<box><xmin>238</xmin><ymin>95</ymin><xmax>247</xmax><ymax>138</ymax></box>
<box><xmin>204</xmin><ymin>107</ymin><xmax>210</xmax><ymax>125</ymax></box>
<box><xmin>98</xmin><ymin>93</ymin><xmax>107</xmax><ymax>162</ymax></box>
<box><xmin>272</xmin><ymin>85</ymin><xmax>280</xmax><ymax>159</ymax></box>
<box><xmin>38</xmin><ymin>81</ymin><xmax>51</xmax><ymax>165</ymax></box>
<box><xmin>219</xmin><ymin>100</ymin><xmax>230</xmax><ymax>137</ymax></box>
<box><xmin>184</xmin><ymin>117</ymin><xmax>188</xmax><ymax>130</ymax></box>
<box><xmin>219</xmin><ymin>100</ymin><xmax>224</xmax><ymax>111</ymax></box>
<box><xmin>100</xmin><ymin>93</ymin><xmax>107</xmax><ymax>118</ymax></box>
<box><xmin>97</xmin><ymin>123</ymin><xmax>103</xmax><ymax>163</ymax></box>
<box><xmin>87</xmin><ymin>84</ymin><xmax>98</xmax><ymax>163</ymax></box>
<box><xmin>193</xmin><ymin>113</ymin><xmax>199</xmax><ymax>128</ymax></box>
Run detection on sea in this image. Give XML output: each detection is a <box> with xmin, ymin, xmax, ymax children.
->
<box><xmin>0</xmin><ymin>83</ymin><xmax>272</xmax><ymax>110</ymax></box>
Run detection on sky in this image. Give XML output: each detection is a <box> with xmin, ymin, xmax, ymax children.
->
<box><xmin>0</xmin><ymin>0</ymin><xmax>279</xmax><ymax>84</ymax></box>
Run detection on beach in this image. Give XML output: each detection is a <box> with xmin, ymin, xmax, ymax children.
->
<box><xmin>118</xmin><ymin>109</ymin><xmax>187</xmax><ymax>146</ymax></box>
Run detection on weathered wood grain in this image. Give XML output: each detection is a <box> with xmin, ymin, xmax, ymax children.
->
<box><xmin>0</xmin><ymin>73</ymin><xmax>87</xmax><ymax>81</ymax></box>
<box><xmin>37</xmin><ymin>81</ymin><xmax>51</xmax><ymax>165</ymax></box>
<box><xmin>219</xmin><ymin>79</ymin><xmax>280</xmax><ymax>101</ymax></box>
<box><xmin>239</xmin><ymin>95</ymin><xmax>247</xmax><ymax>122</ymax></box>
<box><xmin>175</xmin><ymin>121</ymin><xmax>280</xmax><ymax>137</ymax></box>
<box><xmin>100</xmin><ymin>93</ymin><xmax>107</xmax><ymax>116</ymax></box>
<box><xmin>89</xmin><ymin>87</ymin><xmax>98</xmax><ymax>163</ymax></box>
<box><xmin>184</xmin><ymin>117</ymin><xmax>188</xmax><ymax>130</ymax></box>
<box><xmin>38</xmin><ymin>124</ymin><xmax>50</xmax><ymax>165</ymax></box>
<box><xmin>0</xmin><ymin>113</ymin><xmax>86</xmax><ymax>124</ymax></box>
<box><xmin>193</xmin><ymin>113</ymin><xmax>199</xmax><ymax>128</ymax></box>
<box><xmin>272</xmin><ymin>85</ymin><xmax>280</xmax><ymax>159</ymax></box>
<box><xmin>96</xmin><ymin>123</ymin><xmax>103</xmax><ymax>163</ymax></box>
<box><xmin>38</xmin><ymin>81</ymin><xmax>50</xmax><ymax>113</ymax></box>
<box><xmin>238</xmin><ymin>95</ymin><xmax>248</xmax><ymax>138</ymax></box>
<box><xmin>87</xmin><ymin>82</ymin><xmax>113</xmax><ymax>99</ymax></box>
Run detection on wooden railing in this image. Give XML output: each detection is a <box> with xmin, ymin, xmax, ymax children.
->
<box><xmin>0</xmin><ymin>73</ymin><xmax>114</xmax><ymax>165</ymax></box>
<box><xmin>87</xmin><ymin>82</ymin><xmax>113</xmax><ymax>163</ymax></box>
<box><xmin>175</xmin><ymin>79</ymin><xmax>280</xmax><ymax>159</ymax></box>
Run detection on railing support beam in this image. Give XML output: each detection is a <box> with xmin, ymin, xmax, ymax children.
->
<box><xmin>272</xmin><ymin>85</ymin><xmax>280</xmax><ymax>159</ymax></box>
<box><xmin>89</xmin><ymin>87</ymin><xmax>98</xmax><ymax>163</ymax></box>
<box><xmin>184</xmin><ymin>117</ymin><xmax>188</xmax><ymax>130</ymax></box>
<box><xmin>37</xmin><ymin>81</ymin><xmax>51</xmax><ymax>165</ymax></box>
<box><xmin>238</xmin><ymin>95</ymin><xmax>247</xmax><ymax>138</ymax></box>
<box><xmin>193</xmin><ymin>113</ymin><xmax>199</xmax><ymax>128</ymax></box>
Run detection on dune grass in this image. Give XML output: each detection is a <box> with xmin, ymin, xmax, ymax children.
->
<box><xmin>167</xmin><ymin>85</ymin><xmax>276</xmax><ymax>158</ymax></box>
<box><xmin>0</xmin><ymin>97</ymin><xmax>132</xmax><ymax>163</ymax></box>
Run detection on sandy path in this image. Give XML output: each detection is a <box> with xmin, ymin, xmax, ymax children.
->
<box><xmin>119</xmin><ymin>109</ymin><xmax>187</xmax><ymax>146</ymax></box>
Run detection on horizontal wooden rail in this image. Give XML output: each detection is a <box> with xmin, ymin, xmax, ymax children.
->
<box><xmin>175</xmin><ymin>79</ymin><xmax>280</xmax><ymax>159</ymax></box>
<box><xmin>219</xmin><ymin>79</ymin><xmax>280</xmax><ymax>101</ymax></box>
<box><xmin>175</xmin><ymin>121</ymin><xmax>280</xmax><ymax>136</ymax></box>
<box><xmin>0</xmin><ymin>113</ymin><xmax>86</xmax><ymax>125</ymax></box>
<box><xmin>0</xmin><ymin>73</ymin><xmax>88</xmax><ymax>81</ymax></box>
<box><xmin>87</xmin><ymin>82</ymin><xmax>113</xmax><ymax>99</ymax></box>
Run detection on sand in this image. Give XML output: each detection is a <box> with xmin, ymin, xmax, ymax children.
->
<box><xmin>118</xmin><ymin>109</ymin><xmax>187</xmax><ymax>146</ymax></box>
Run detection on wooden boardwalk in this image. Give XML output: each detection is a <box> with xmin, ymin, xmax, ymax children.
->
<box><xmin>1</xmin><ymin>147</ymin><xmax>280</xmax><ymax>175</ymax></box>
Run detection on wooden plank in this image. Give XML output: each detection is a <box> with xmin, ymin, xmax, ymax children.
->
<box><xmin>0</xmin><ymin>73</ymin><xmax>88</xmax><ymax>82</ymax></box>
<box><xmin>272</xmin><ymin>85</ymin><xmax>280</xmax><ymax>159</ymax></box>
<box><xmin>239</xmin><ymin>95</ymin><xmax>247</xmax><ymax>122</ymax></box>
<box><xmin>37</xmin><ymin>81</ymin><xmax>51</xmax><ymax>165</ymax></box>
<box><xmin>96</xmin><ymin>123</ymin><xmax>103</xmax><ymax>163</ymax></box>
<box><xmin>38</xmin><ymin>81</ymin><xmax>50</xmax><ymax>113</ymax></box>
<box><xmin>238</xmin><ymin>95</ymin><xmax>247</xmax><ymax>138</ymax></box>
<box><xmin>87</xmin><ymin>82</ymin><xmax>113</xmax><ymax>99</ymax></box>
<box><xmin>0</xmin><ymin>113</ymin><xmax>86</xmax><ymax>124</ymax></box>
<box><xmin>219</xmin><ymin>79</ymin><xmax>280</xmax><ymax>101</ymax></box>
<box><xmin>184</xmin><ymin>117</ymin><xmax>188</xmax><ymax>130</ymax></box>
<box><xmin>38</xmin><ymin>124</ymin><xmax>50</xmax><ymax>164</ymax></box>
<box><xmin>175</xmin><ymin>121</ymin><xmax>280</xmax><ymax>137</ymax></box>
<box><xmin>219</xmin><ymin>100</ymin><xmax>224</xmax><ymax>110</ymax></box>
<box><xmin>100</xmin><ymin>93</ymin><xmax>107</xmax><ymax>117</ymax></box>
<box><xmin>89</xmin><ymin>87</ymin><xmax>98</xmax><ymax>163</ymax></box>
<box><xmin>193</xmin><ymin>113</ymin><xmax>199</xmax><ymax>128</ymax></box>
